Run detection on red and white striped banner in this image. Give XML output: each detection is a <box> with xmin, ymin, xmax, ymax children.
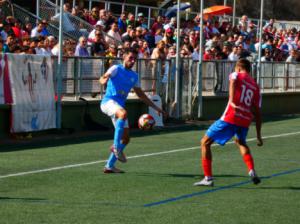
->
<box><xmin>0</xmin><ymin>54</ymin><xmax>13</xmax><ymax>105</ymax></box>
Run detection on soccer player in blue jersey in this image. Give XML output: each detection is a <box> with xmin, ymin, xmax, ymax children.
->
<box><xmin>99</xmin><ymin>48</ymin><xmax>166</xmax><ymax>173</ymax></box>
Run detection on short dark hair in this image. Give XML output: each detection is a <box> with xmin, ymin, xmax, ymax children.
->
<box><xmin>236</xmin><ymin>58</ymin><xmax>251</xmax><ymax>73</ymax></box>
<box><xmin>123</xmin><ymin>47</ymin><xmax>138</xmax><ymax>56</ymax></box>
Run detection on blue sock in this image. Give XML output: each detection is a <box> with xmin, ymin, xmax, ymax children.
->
<box><xmin>114</xmin><ymin>119</ymin><xmax>125</xmax><ymax>150</ymax></box>
<box><xmin>106</xmin><ymin>152</ymin><xmax>117</xmax><ymax>168</ymax></box>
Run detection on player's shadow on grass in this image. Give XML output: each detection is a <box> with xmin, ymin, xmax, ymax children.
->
<box><xmin>133</xmin><ymin>172</ymin><xmax>244</xmax><ymax>179</ymax></box>
<box><xmin>0</xmin><ymin>196</ymin><xmax>47</xmax><ymax>202</ymax></box>
<box><xmin>237</xmin><ymin>186</ymin><xmax>300</xmax><ymax>190</ymax></box>
<box><xmin>1</xmin><ymin>124</ymin><xmax>207</xmax><ymax>153</ymax></box>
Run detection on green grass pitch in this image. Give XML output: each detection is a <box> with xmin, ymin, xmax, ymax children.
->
<box><xmin>1</xmin><ymin>115</ymin><xmax>300</xmax><ymax>224</ymax></box>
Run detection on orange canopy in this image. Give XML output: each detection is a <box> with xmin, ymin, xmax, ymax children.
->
<box><xmin>203</xmin><ymin>5</ymin><xmax>232</xmax><ymax>16</ymax></box>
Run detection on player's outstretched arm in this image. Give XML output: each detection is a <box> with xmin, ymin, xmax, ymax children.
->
<box><xmin>99</xmin><ymin>72</ymin><xmax>111</xmax><ymax>85</ymax></box>
<box><xmin>133</xmin><ymin>87</ymin><xmax>167</xmax><ymax>116</ymax></box>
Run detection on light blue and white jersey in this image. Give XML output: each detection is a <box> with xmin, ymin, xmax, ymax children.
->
<box><xmin>101</xmin><ymin>64</ymin><xmax>140</xmax><ymax>107</ymax></box>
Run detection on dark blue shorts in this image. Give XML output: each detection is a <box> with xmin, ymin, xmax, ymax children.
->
<box><xmin>206</xmin><ymin>119</ymin><xmax>249</xmax><ymax>146</ymax></box>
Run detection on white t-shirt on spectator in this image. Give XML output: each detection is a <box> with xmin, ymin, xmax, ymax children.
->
<box><xmin>35</xmin><ymin>47</ymin><xmax>50</xmax><ymax>55</ymax></box>
<box><xmin>52</xmin><ymin>12</ymin><xmax>75</xmax><ymax>33</ymax></box>
<box><xmin>192</xmin><ymin>51</ymin><xmax>200</xmax><ymax>61</ymax></box>
<box><xmin>88</xmin><ymin>29</ymin><xmax>96</xmax><ymax>44</ymax></box>
<box><xmin>228</xmin><ymin>52</ymin><xmax>239</xmax><ymax>61</ymax></box>
<box><xmin>31</xmin><ymin>27</ymin><xmax>43</xmax><ymax>37</ymax></box>
<box><xmin>105</xmin><ymin>30</ymin><xmax>122</xmax><ymax>46</ymax></box>
<box><xmin>51</xmin><ymin>46</ymin><xmax>59</xmax><ymax>56</ymax></box>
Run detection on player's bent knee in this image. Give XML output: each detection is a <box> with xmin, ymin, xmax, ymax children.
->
<box><xmin>116</xmin><ymin>109</ymin><xmax>127</xmax><ymax>119</ymax></box>
<box><xmin>201</xmin><ymin>136</ymin><xmax>212</xmax><ymax>147</ymax></box>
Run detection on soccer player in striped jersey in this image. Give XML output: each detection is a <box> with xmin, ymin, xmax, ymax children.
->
<box><xmin>194</xmin><ymin>58</ymin><xmax>263</xmax><ymax>186</ymax></box>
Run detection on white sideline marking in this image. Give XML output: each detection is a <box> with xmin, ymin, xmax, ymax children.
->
<box><xmin>1</xmin><ymin>131</ymin><xmax>300</xmax><ymax>179</ymax></box>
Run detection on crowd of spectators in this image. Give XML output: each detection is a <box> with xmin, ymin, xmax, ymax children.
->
<box><xmin>1</xmin><ymin>1</ymin><xmax>300</xmax><ymax>63</ymax></box>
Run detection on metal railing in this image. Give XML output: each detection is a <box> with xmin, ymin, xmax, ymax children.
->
<box><xmin>38</xmin><ymin>0</ymin><xmax>122</xmax><ymax>44</ymax></box>
<box><xmin>82</xmin><ymin>0</ymin><xmax>300</xmax><ymax>31</ymax></box>
<box><xmin>50</xmin><ymin>57</ymin><xmax>300</xmax><ymax>118</ymax></box>
<box><xmin>2</xmin><ymin>54</ymin><xmax>300</xmax><ymax>118</ymax></box>
<box><xmin>13</xmin><ymin>3</ymin><xmax>75</xmax><ymax>40</ymax></box>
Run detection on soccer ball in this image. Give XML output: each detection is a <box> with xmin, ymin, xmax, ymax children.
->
<box><xmin>138</xmin><ymin>114</ymin><xmax>155</xmax><ymax>130</ymax></box>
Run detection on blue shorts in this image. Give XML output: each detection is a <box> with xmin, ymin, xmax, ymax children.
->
<box><xmin>206</xmin><ymin>120</ymin><xmax>248</xmax><ymax>146</ymax></box>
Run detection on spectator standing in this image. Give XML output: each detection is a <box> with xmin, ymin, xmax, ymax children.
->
<box><xmin>126</xmin><ymin>13</ymin><xmax>136</xmax><ymax>29</ymax></box>
<box><xmin>105</xmin><ymin>22</ymin><xmax>122</xmax><ymax>47</ymax></box>
<box><xmin>0</xmin><ymin>21</ymin><xmax>13</xmax><ymax>41</ymax></box>
<box><xmin>154</xmin><ymin>28</ymin><xmax>163</xmax><ymax>45</ymax></box>
<box><xmin>51</xmin><ymin>3</ymin><xmax>77</xmax><ymax>37</ymax></box>
<box><xmin>2</xmin><ymin>34</ymin><xmax>14</xmax><ymax>53</ymax></box>
<box><xmin>41</xmin><ymin>19</ymin><xmax>50</xmax><ymax>36</ymax></box>
<box><xmin>138</xmin><ymin>40</ymin><xmax>150</xmax><ymax>59</ymax></box>
<box><xmin>31</xmin><ymin>21</ymin><xmax>46</xmax><ymax>38</ymax></box>
<box><xmin>11</xmin><ymin>19</ymin><xmax>26</xmax><ymax>41</ymax></box>
<box><xmin>35</xmin><ymin>38</ymin><xmax>48</xmax><ymax>55</ymax></box>
<box><xmin>86</xmin><ymin>7</ymin><xmax>99</xmax><ymax>26</ymax></box>
<box><xmin>136</xmin><ymin>13</ymin><xmax>147</xmax><ymax>29</ymax></box>
<box><xmin>97</xmin><ymin>9</ymin><xmax>108</xmax><ymax>31</ymax></box>
<box><xmin>91</xmin><ymin>30</ymin><xmax>107</xmax><ymax>56</ymax></box>
<box><xmin>221</xmin><ymin>44</ymin><xmax>231</xmax><ymax>59</ymax></box>
<box><xmin>106</xmin><ymin>11</ymin><xmax>117</xmax><ymax>30</ymax></box>
<box><xmin>261</xmin><ymin>48</ymin><xmax>273</xmax><ymax>62</ymax></box>
<box><xmin>105</xmin><ymin>44</ymin><xmax>118</xmax><ymax>68</ymax></box>
<box><xmin>239</xmin><ymin>15</ymin><xmax>249</xmax><ymax>31</ymax></box>
<box><xmin>203</xmin><ymin>47</ymin><xmax>213</xmax><ymax>61</ymax></box>
<box><xmin>43</xmin><ymin>37</ymin><xmax>54</xmax><ymax>55</ymax></box>
<box><xmin>151</xmin><ymin>40</ymin><xmax>166</xmax><ymax>94</ymax></box>
<box><xmin>228</xmin><ymin>46</ymin><xmax>239</xmax><ymax>61</ymax></box>
<box><xmin>122</xmin><ymin>28</ymin><xmax>136</xmax><ymax>43</ymax></box>
<box><xmin>151</xmin><ymin>16</ymin><xmax>163</xmax><ymax>36</ymax></box>
<box><xmin>143</xmin><ymin>28</ymin><xmax>155</xmax><ymax>50</ymax></box>
<box><xmin>286</xmin><ymin>49</ymin><xmax>298</xmax><ymax>62</ymax></box>
<box><xmin>75</xmin><ymin>36</ymin><xmax>89</xmax><ymax>56</ymax></box>
<box><xmin>163</xmin><ymin>17</ymin><xmax>176</xmax><ymax>30</ymax></box>
<box><xmin>162</xmin><ymin>28</ymin><xmax>175</xmax><ymax>48</ymax></box>
<box><xmin>192</xmin><ymin>45</ymin><xmax>200</xmax><ymax>61</ymax></box>
<box><xmin>118</xmin><ymin>12</ymin><xmax>127</xmax><ymax>34</ymax></box>
<box><xmin>263</xmin><ymin>19</ymin><xmax>275</xmax><ymax>31</ymax></box>
<box><xmin>23</xmin><ymin>22</ymin><xmax>33</xmax><ymax>37</ymax></box>
<box><xmin>135</xmin><ymin>26</ymin><xmax>145</xmax><ymax>41</ymax></box>
<box><xmin>88</xmin><ymin>20</ymin><xmax>105</xmax><ymax>44</ymax></box>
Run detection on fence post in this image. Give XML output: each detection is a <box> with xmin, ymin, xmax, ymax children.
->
<box><xmin>188</xmin><ymin>59</ymin><xmax>192</xmax><ymax>116</ymax></box>
<box><xmin>156</xmin><ymin>59</ymin><xmax>161</xmax><ymax>95</ymax></box>
<box><xmin>285</xmin><ymin>63</ymin><xmax>289</xmax><ymax>91</ymax></box>
<box><xmin>147</xmin><ymin>8</ymin><xmax>151</xmax><ymax>30</ymax></box>
<box><xmin>88</xmin><ymin>0</ymin><xmax>92</xmax><ymax>11</ymax></box>
<box><xmin>74</xmin><ymin>57</ymin><xmax>79</xmax><ymax>100</ymax></box>
<box><xmin>56</xmin><ymin>0</ymin><xmax>64</xmax><ymax>129</ymax></box>
<box><xmin>36</xmin><ymin>0</ymin><xmax>40</xmax><ymax>22</ymax></box>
